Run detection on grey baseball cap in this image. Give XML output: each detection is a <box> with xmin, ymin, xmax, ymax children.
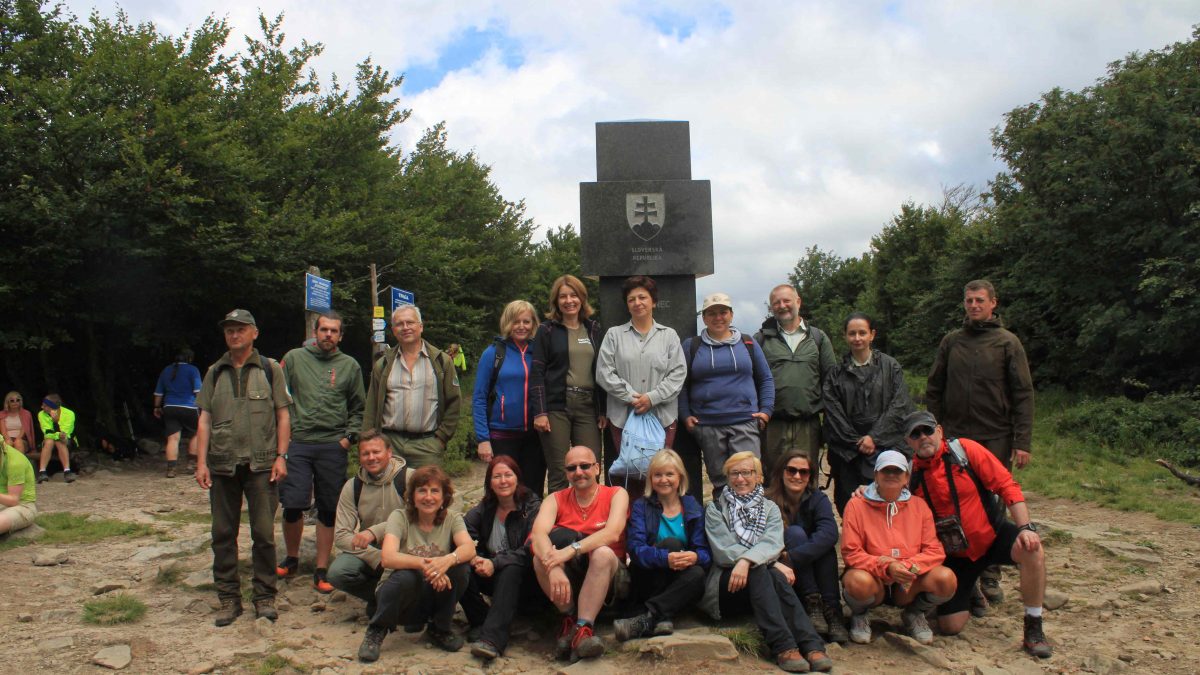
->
<box><xmin>903</xmin><ymin>410</ymin><xmax>938</xmax><ymax>437</ymax></box>
<box><xmin>219</xmin><ymin>309</ymin><xmax>257</xmax><ymax>327</ymax></box>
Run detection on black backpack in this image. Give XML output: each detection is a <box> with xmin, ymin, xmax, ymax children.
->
<box><xmin>352</xmin><ymin>467</ymin><xmax>407</xmax><ymax>509</ymax></box>
<box><xmin>485</xmin><ymin>336</ymin><xmax>507</xmax><ymax>415</ymax></box>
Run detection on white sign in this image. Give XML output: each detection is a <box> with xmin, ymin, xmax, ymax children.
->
<box><xmin>372</xmin><ymin>330</ymin><xmax>386</xmax><ymax>343</ymax></box>
<box><xmin>372</xmin><ymin>318</ymin><xmax>386</xmax><ymax>331</ymax></box>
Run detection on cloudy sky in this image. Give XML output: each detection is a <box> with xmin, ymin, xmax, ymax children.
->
<box><xmin>61</xmin><ymin>0</ymin><xmax>1196</xmax><ymax>325</ymax></box>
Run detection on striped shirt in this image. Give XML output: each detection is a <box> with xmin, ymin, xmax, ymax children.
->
<box><xmin>382</xmin><ymin>345</ymin><xmax>439</xmax><ymax>433</ymax></box>
<box><xmin>596</xmin><ymin>320</ymin><xmax>687</xmax><ymax>429</ymax></box>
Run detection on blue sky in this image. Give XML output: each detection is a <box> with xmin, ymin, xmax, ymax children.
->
<box><xmin>58</xmin><ymin>0</ymin><xmax>1199</xmax><ymax>324</ymax></box>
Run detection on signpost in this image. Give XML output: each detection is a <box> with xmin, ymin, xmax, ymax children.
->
<box><xmin>305</xmin><ymin>273</ymin><xmax>333</xmax><ymax>313</ymax></box>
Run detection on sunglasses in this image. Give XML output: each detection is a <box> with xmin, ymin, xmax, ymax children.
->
<box><xmin>784</xmin><ymin>466</ymin><xmax>811</xmax><ymax>477</ymax></box>
<box><xmin>564</xmin><ymin>462</ymin><xmax>595</xmax><ymax>473</ymax></box>
<box><xmin>908</xmin><ymin>425</ymin><xmax>935</xmax><ymax>440</ymax></box>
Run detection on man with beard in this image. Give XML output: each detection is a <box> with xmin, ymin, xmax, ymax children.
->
<box><xmin>276</xmin><ymin>311</ymin><xmax>366</xmax><ymax>593</ymax></box>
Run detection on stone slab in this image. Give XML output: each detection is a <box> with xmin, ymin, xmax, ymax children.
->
<box><xmin>596</xmin><ymin>120</ymin><xmax>691</xmax><ymax>181</ymax></box>
<box><xmin>597</xmin><ymin>274</ymin><xmax>698</xmax><ymax>338</ymax></box>
<box><xmin>580</xmin><ymin>180</ymin><xmax>713</xmax><ymax>277</ymax></box>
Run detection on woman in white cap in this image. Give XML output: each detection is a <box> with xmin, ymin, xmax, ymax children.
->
<box><xmin>839</xmin><ymin>450</ymin><xmax>956</xmax><ymax>645</ymax></box>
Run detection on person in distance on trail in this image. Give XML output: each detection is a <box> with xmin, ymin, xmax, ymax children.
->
<box><xmin>327</xmin><ymin>430</ymin><xmax>407</xmax><ymax>619</ymax></box>
<box><xmin>194</xmin><ymin>309</ymin><xmax>291</xmax><ymax>627</ymax></box>
<box><xmin>153</xmin><ymin>349</ymin><xmax>203</xmax><ymax>478</ymax></box>
<box><xmin>446</xmin><ymin>343</ymin><xmax>467</xmax><ymax>373</ymax></box>
<box><xmin>754</xmin><ymin>285</ymin><xmax>838</xmax><ymax>486</ymax></box>
<box><xmin>36</xmin><ymin>393</ymin><xmax>77</xmax><ymax>484</ymax></box>
<box><xmin>530</xmin><ymin>445</ymin><xmax>629</xmax><ymax>664</ymax></box>
<box><xmin>276</xmin><ymin>311</ymin><xmax>366</xmax><ymax>593</ymax></box>
<box><xmin>363</xmin><ymin>304</ymin><xmax>460</xmax><ymax>469</ymax></box>
<box><xmin>925</xmin><ymin>279</ymin><xmax>1034</xmax><ymax>609</ymax></box>
<box><xmin>902</xmin><ymin>410</ymin><xmax>1052</xmax><ymax>658</ymax></box>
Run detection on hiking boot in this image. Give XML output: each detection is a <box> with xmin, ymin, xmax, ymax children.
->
<box><xmin>357</xmin><ymin>625</ymin><xmax>387</xmax><ymax>662</ymax></box>
<box><xmin>613</xmin><ymin>612</ymin><xmax>654</xmax><ymax>642</ymax></box>
<box><xmin>554</xmin><ymin>615</ymin><xmax>576</xmax><ymax>661</ymax></box>
<box><xmin>806</xmin><ymin>650</ymin><xmax>834</xmax><ymax>672</ymax></box>
<box><xmin>1023</xmin><ymin>614</ymin><xmax>1053</xmax><ymax>658</ymax></box>
<box><xmin>427</xmin><ymin>625</ymin><xmax>464</xmax><ymax>652</ymax></box>
<box><xmin>37</xmin><ymin>471</ymin><xmax>49</xmax><ymax>484</ymax></box>
<box><xmin>275</xmin><ymin>556</ymin><xmax>298</xmax><ymax>578</ymax></box>
<box><xmin>803</xmin><ymin>593</ymin><xmax>829</xmax><ymax>635</ymax></box>
<box><xmin>849</xmin><ymin>612</ymin><xmax>871</xmax><ymax>644</ymax></box>
<box><xmin>470</xmin><ymin>639</ymin><xmax>501</xmax><ymax>660</ymax></box>
<box><xmin>980</xmin><ymin>570</ymin><xmax>1004</xmax><ymax>603</ymax></box>
<box><xmin>213</xmin><ymin>598</ymin><xmax>243</xmax><ymax>627</ymax></box>
<box><xmin>313</xmin><ymin>568</ymin><xmax>334</xmax><ymax>593</ymax></box>
<box><xmin>776</xmin><ymin>648</ymin><xmax>810</xmax><ymax>673</ymax></box>
<box><xmin>823</xmin><ymin>603</ymin><xmax>849</xmax><ymax>644</ymax></box>
<box><xmin>254</xmin><ymin>598</ymin><xmax>278</xmax><ymax>621</ymax></box>
<box><xmin>63</xmin><ymin>470</ymin><xmax>76</xmax><ymax>483</ymax></box>
<box><xmin>970</xmin><ymin>583</ymin><xmax>989</xmax><ymax>617</ymax></box>
<box><xmin>902</xmin><ymin>607</ymin><xmax>934</xmax><ymax>645</ymax></box>
<box><xmin>403</xmin><ymin>621</ymin><xmax>427</xmax><ymax>633</ymax></box>
<box><xmin>165</xmin><ymin>465</ymin><xmax>176</xmax><ymax>478</ymax></box>
<box><xmin>569</xmin><ymin>623</ymin><xmax>604</xmax><ymax>661</ymax></box>
<box><xmin>652</xmin><ymin>619</ymin><xmax>674</xmax><ymax>636</ymax></box>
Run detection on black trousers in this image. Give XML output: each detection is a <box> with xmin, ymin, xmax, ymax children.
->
<box><xmin>630</xmin><ymin>537</ymin><xmax>706</xmax><ymax>620</ymax></box>
<box><xmin>460</xmin><ymin>563</ymin><xmax>527</xmax><ymax>651</ymax></box>
<box><xmin>492</xmin><ymin>432</ymin><xmax>546</xmax><ymax>496</ymax></box>
<box><xmin>829</xmin><ymin>452</ymin><xmax>872</xmax><ymax>517</ymax></box>
<box><xmin>719</xmin><ymin>565</ymin><xmax>825</xmax><ymax>657</ymax></box>
<box><xmin>371</xmin><ymin>564</ymin><xmax>470</xmax><ymax>632</ymax></box>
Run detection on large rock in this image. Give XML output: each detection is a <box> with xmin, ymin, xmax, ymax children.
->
<box><xmin>1118</xmin><ymin>580</ymin><xmax>1164</xmax><ymax>596</ymax></box>
<box><xmin>2</xmin><ymin>523</ymin><xmax>45</xmax><ymax>541</ymax></box>
<box><xmin>128</xmin><ymin>534</ymin><xmax>210</xmax><ymax>563</ymax></box>
<box><xmin>1095</xmin><ymin>541</ymin><xmax>1161</xmax><ymax>564</ymax></box>
<box><xmin>181</xmin><ymin>569</ymin><xmax>213</xmax><ymax>589</ymax></box>
<box><xmin>1043</xmin><ymin>589</ymin><xmax>1069</xmax><ymax>610</ymax></box>
<box><xmin>33</xmin><ymin>548</ymin><xmax>69</xmax><ymax>566</ymax></box>
<box><xmin>93</xmin><ymin>645</ymin><xmax>133</xmax><ymax>670</ymax></box>
<box><xmin>40</xmin><ymin>636</ymin><xmax>74</xmax><ymax>651</ymax></box>
<box><xmin>92</xmin><ymin>581</ymin><xmax>129</xmax><ymax>595</ymax></box>
<box><xmin>40</xmin><ymin>608</ymin><xmax>75</xmax><ymax>622</ymax></box>
<box><xmin>883</xmin><ymin>632</ymin><xmax>954</xmax><ymax>670</ymax></box>
<box><xmin>638</xmin><ymin>633</ymin><xmax>738</xmax><ymax>662</ymax></box>
<box><xmin>1082</xmin><ymin>653</ymin><xmax>1129</xmax><ymax>674</ymax></box>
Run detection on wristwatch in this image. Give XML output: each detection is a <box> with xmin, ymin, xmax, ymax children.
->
<box><xmin>570</xmin><ymin>541</ymin><xmax>583</xmax><ymax>556</ymax></box>
<box><xmin>1017</xmin><ymin>523</ymin><xmax>1038</xmax><ymax>534</ymax></box>
<box><xmin>277</xmin><ymin>453</ymin><xmax>288</xmax><ymax>460</ymax></box>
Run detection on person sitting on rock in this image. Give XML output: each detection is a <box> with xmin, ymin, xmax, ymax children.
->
<box><xmin>840</xmin><ymin>449</ymin><xmax>956</xmax><ymax>646</ymax></box>
<box><xmin>0</xmin><ymin>439</ymin><xmax>37</xmax><ymax>535</ymax></box>
<box><xmin>357</xmin><ymin>464</ymin><xmax>473</xmax><ymax>662</ymax></box>
<box><xmin>615</xmin><ymin>448</ymin><xmax>710</xmax><ymax>642</ymax></box>
<box><xmin>36</xmin><ymin>393</ymin><xmax>77</xmax><ymax>483</ymax></box>
<box><xmin>701</xmin><ymin>451</ymin><xmax>832</xmax><ymax>673</ymax></box>
<box><xmin>329</xmin><ymin>430</ymin><xmax>407</xmax><ymax>619</ymax></box>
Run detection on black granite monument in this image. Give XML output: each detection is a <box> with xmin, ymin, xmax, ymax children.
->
<box><xmin>580</xmin><ymin>120</ymin><xmax>714</xmax><ymax>338</ymax></box>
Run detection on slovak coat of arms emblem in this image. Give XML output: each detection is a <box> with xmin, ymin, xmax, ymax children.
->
<box><xmin>626</xmin><ymin>193</ymin><xmax>665</xmax><ymax>241</ymax></box>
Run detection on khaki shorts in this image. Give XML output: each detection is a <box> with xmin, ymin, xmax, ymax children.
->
<box><xmin>0</xmin><ymin>502</ymin><xmax>37</xmax><ymax>532</ymax></box>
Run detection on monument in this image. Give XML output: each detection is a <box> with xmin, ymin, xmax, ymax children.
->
<box><xmin>579</xmin><ymin>120</ymin><xmax>714</xmax><ymax>338</ymax></box>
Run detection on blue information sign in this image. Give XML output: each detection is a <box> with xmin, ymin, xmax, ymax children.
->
<box><xmin>305</xmin><ymin>273</ymin><xmax>333</xmax><ymax>313</ymax></box>
<box><xmin>388</xmin><ymin>287</ymin><xmax>415</xmax><ymax>315</ymax></box>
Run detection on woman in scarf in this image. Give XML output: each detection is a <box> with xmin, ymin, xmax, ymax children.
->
<box><xmin>701</xmin><ymin>451</ymin><xmax>832</xmax><ymax>673</ymax></box>
<box><xmin>840</xmin><ymin>450</ymin><xmax>956</xmax><ymax>646</ymax></box>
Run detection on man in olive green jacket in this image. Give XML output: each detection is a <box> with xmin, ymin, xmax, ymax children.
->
<box><xmin>195</xmin><ymin>309</ymin><xmax>291</xmax><ymax>627</ymax></box>
<box><xmin>363</xmin><ymin>304</ymin><xmax>460</xmax><ymax>468</ymax></box>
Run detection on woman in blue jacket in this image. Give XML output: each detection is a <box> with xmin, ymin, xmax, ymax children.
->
<box><xmin>614</xmin><ymin>449</ymin><xmax>711</xmax><ymax>641</ymax></box>
<box><xmin>766</xmin><ymin>450</ymin><xmax>849</xmax><ymax>644</ymax></box>
<box><xmin>473</xmin><ymin>300</ymin><xmax>545</xmax><ymax>493</ymax></box>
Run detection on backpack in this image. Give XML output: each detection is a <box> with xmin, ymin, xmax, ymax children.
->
<box><xmin>219</xmin><ymin>354</ymin><xmax>275</xmax><ymax>392</ymax></box>
<box><xmin>686</xmin><ymin>334</ymin><xmax>761</xmax><ymax>390</ymax></box>
<box><xmin>352</xmin><ymin>466</ymin><xmax>407</xmax><ymax>509</ymax></box>
<box><xmin>753</xmin><ymin>322</ymin><xmax>826</xmax><ymax>354</ymax></box>
<box><xmin>485</xmin><ymin>336</ymin><xmax>507</xmax><ymax>415</ymax></box>
<box><xmin>911</xmin><ymin>437</ymin><xmax>1007</xmax><ymax>533</ymax></box>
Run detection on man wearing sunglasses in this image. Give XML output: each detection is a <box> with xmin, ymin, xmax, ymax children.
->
<box><xmin>530</xmin><ymin>445</ymin><xmax>629</xmax><ymax>664</ymax></box>
<box><xmin>902</xmin><ymin>411</ymin><xmax>1051</xmax><ymax>659</ymax></box>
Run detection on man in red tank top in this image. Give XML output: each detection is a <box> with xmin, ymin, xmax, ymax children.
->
<box><xmin>531</xmin><ymin>445</ymin><xmax>629</xmax><ymax>664</ymax></box>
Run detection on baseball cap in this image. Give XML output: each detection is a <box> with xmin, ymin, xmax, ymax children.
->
<box><xmin>903</xmin><ymin>410</ymin><xmax>938</xmax><ymax>437</ymax></box>
<box><xmin>219</xmin><ymin>309</ymin><xmax>257</xmax><ymax>327</ymax></box>
<box><xmin>700</xmin><ymin>292</ymin><xmax>734</xmax><ymax>313</ymax></box>
<box><xmin>874</xmin><ymin>450</ymin><xmax>910</xmax><ymax>473</ymax></box>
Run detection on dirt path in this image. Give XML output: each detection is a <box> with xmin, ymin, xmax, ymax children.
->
<box><xmin>4</xmin><ymin>456</ymin><xmax>1198</xmax><ymax>674</ymax></box>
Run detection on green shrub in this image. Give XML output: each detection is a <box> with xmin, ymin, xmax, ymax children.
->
<box><xmin>1055</xmin><ymin>390</ymin><xmax>1200</xmax><ymax>466</ymax></box>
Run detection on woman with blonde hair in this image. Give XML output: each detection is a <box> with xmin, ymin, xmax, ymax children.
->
<box><xmin>615</xmin><ymin>449</ymin><xmax>710</xmax><ymax>641</ymax></box>
<box><xmin>473</xmin><ymin>300</ymin><xmax>544</xmax><ymax>493</ymax></box>
<box><xmin>0</xmin><ymin>392</ymin><xmax>35</xmax><ymax>456</ymax></box>
<box><xmin>530</xmin><ymin>275</ymin><xmax>604</xmax><ymax>491</ymax></box>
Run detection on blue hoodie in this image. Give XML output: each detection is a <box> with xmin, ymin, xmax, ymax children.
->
<box><xmin>679</xmin><ymin>327</ymin><xmax>775</xmax><ymax>425</ymax></box>
<box><xmin>472</xmin><ymin>338</ymin><xmax>533</xmax><ymax>441</ymax></box>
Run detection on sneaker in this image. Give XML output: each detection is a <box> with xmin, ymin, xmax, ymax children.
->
<box><xmin>613</xmin><ymin>612</ymin><xmax>653</xmax><ymax>642</ymax></box>
<box><xmin>1023</xmin><ymin>614</ymin><xmax>1053</xmax><ymax>658</ymax></box>
<box><xmin>970</xmin><ymin>583</ymin><xmax>989</xmax><ymax>617</ymax></box>
<box><xmin>37</xmin><ymin>471</ymin><xmax>49</xmax><ymax>484</ymax></box>
<box><xmin>254</xmin><ymin>598</ymin><xmax>277</xmax><ymax>622</ymax></box>
<box><xmin>776</xmin><ymin>648</ymin><xmax>810</xmax><ymax>673</ymax></box>
<box><xmin>980</xmin><ymin>572</ymin><xmax>1004</xmax><ymax>603</ymax></box>
<box><xmin>806</xmin><ymin>650</ymin><xmax>834</xmax><ymax>672</ymax></box>
<box><xmin>569</xmin><ymin>623</ymin><xmax>604</xmax><ymax>661</ymax></box>
<box><xmin>63</xmin><ymin>470</ymin><xmax>76</xmax><ymax>483</ymax></box>
<box><xmin>849</xmin><ymin>612</ymin><xmax>871</xmax><ymax>644</ymax></box>
<box><xmin>470</xmin><ymin>639</ymin><xmax>501</xmax><ymax>660</ymax></box>
<box><xmin>213</xmin><ymin>598</ymin><xmax>243</xmax><ymax>627</ymax></box>
<box><xmin>275</xmin><ymin>556</ymin><xmax>298</xmax><ymax>578</ymax></box>
<box><xmin>902</xmin><ymin>607</ymin><xmax>933</xmax><ymax>645</ymax></box>
<box><xmin>357</xmin><ymin>625</ymin><xmax>387</xmax><ymax>662</ymax></box>
<box><xmin>554</xmin><ymin>615</ymin><xmax>576</xmax><ymax>661</ymax></box>
<box><xmin>652</xmin><ymin>619</ymin><xmax>674</xmax><ymax>636</ymax></box>
<box><xmin>823</xmin><ymin>603</ymin><xmax>849</xmax><ymax>644</ymax></box>
<box><xmin>803</xmin><ymin>594</ymin><xmax>829</xmax><ymax>635</ymax></box>
<box><xmin>313</xmin><ymin>569</ymin><xmax>334</xmax><ymax>593</ymax></box>
<box><xmin>427</xmin><ymin>625</ymin><xmax>464</xmax><ymax>652</ymax></box>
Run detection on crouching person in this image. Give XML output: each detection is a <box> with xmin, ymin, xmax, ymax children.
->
<box><xmin>531</xmin><ymin>446</ymin><xmax>629</xmax><ymax>664</ymax></box>
<box><xmin>357</xmin><ymin>465</ymin><xmax>475</xmax><ymax>662</ymax></box>
<box><xmin>840</xmin><ymin>450</ymin><xmax>956</xmax><ymax>645</ymax></box>
<box><xmin>329</xmin><ymin>431</ymin><xmax>407</xmax><ymax>619</ymax></box>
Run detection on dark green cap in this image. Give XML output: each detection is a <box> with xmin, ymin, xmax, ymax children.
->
<box><xmin>219</xmin><ymin>309</ymin><xmax>257</xmax><ymax>327</ymax></box>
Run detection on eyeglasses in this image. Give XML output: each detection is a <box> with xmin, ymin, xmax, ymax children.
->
<box><xmin>729</xmin><ymin>469</ymin><xmax>757</xmax><ymax>479</ymax></box>
<box><xmin>564</xmin><ymin>462</ymin><xmax>595</xmax><ymax>473</ymax></box>
<box><xmin>908</xmin><ymin>426</ymin><xmax>935</xmax><ymax>440</ymax></box>
<box><xmin>784</xmin><ymin>466</ymin><xmax>810</xmax><ymax>477</ymax></box>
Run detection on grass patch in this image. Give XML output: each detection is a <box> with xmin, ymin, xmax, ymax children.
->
<box><xmin>155</xmin><ymin>563</ymin><xmax>184</xmax><ymax>586</ymax></box>
<box><xmin>0</xmin><ymin>512</ymin><xmax>155</xmax><ymax>553</ymax></box>
<box><xmin>1040</xmin><ymin>529</ymin><xmax>1074</xmax><ymax>547</ymax></box>
<box><xmin>82</xmin><ymin>593</ymin><xmax>146</xmax><ymax>625</ymax></box>
<box><xmin>154</xmin><ymin>510</ymin><xmax>211</xmax><ymax>525</ymax></box>
<box><xmin>719</xmin><ymin>626</ymin><xmax>767</xmax><ymax>658</ymax></box>
<box><xmin>254</xmin><ymin>654</ymin><xmax>309</xmax><ymax>675</ymax></box>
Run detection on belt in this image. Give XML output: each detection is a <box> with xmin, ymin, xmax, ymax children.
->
<box><xmin>390</xmin><ymin>430</ymin><xmax>437</xmax><ymax>440</ymax></box>
<box><xmin>566</xmin><ymin>386</ymin><xmax>593</xmax><ymax>395</ymax></box>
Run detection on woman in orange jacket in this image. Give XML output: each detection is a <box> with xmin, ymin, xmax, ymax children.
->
<box><xmin>840</xmin><ymin>450</ymin><xmax>956</xmax><ymax>646</ymax></box>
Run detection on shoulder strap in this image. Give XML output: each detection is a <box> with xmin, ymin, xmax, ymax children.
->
<box><xmin>809</xmin><ymin>325</ymin><xmax>826</xmax><ymax>351</ymax></box>
<box><xmin>486</xmin><ymin>338</ymin><xmax>507</xmax><ymax>413</ymax></box>
<box><xmin>684</xmin><ymin>336</ymin><xmax>703</xmax><ymax>388</ymax></box>
<box><xmin>947</xmin><ymin>437</ymin><xmax>1006</xmax><ymax>530</ymax></box>
<box><xmin>354</xmin><ymin>467</ymin><xmax>407</xmax><ymax>511</ymax></box>
<box><xmin>260</xmin><ymin>355</ymin><xmax>274</xmax><ymax>389</ymax></box>
<box><xmin>741</xmin><ymin>336</ymin><xmax>760</xmax><ymax>391</ymax></box>
<box><xmin>353</xmin><ymin>476</ymin><xmax>363</xmax><ymax>506</ymax></box>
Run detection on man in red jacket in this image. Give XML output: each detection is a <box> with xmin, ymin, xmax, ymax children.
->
<box><xmin>903</xmin><ymin>411</ymin><xmax>1052</xmax><ymax>658</ymax></box>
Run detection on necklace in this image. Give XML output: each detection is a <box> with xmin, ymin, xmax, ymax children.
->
<box><xmin>574</xmin><ymin>488</ymin><xmax>598</xmax><ymax>517</ymax></box>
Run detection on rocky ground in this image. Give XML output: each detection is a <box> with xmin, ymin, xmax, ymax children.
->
<box><xmin>3</xmin><ymin>452</ymin><xmax>1199</xmax><ymax>675</ymax></box>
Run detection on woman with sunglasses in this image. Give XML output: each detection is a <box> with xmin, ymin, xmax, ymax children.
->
<box><xmin>822</xmin><ymin>312</ymin><xmax>913</xmax><ymax>516</ymax></box>
<box><xmin>840</xmin><ymin>450</ymin><xmax>956</xmax><ymax>646</ymax></box>
<box><xmin>701</xmin><ymin>451</ymin><xmax>832</xmax><ymax>673</ymax></box>
<box><xmin>0</xmin><ymin>392</ymin><xmax>35</xmax><ymax>457</ymax></box>
<box><xmin>766</xmin><ymin>450</ymin><xmax>848</xmax><ymax>644</ymax></box>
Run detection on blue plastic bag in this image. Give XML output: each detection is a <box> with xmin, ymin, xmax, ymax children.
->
<box><xmin>610</xmin><ymin>412</ymin><xmax>665</xmax><ymax>485</ymax></box>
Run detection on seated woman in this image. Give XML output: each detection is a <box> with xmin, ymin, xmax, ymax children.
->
<box><xmin>0</xmin><ymin>440</ymin><xmax>37</xmax><ymax>535</ymax></box>
<box><xmin>615</xmin><ymin>448</ymin><xmax>710</xmax><ymax>641</ymax></box>
<box><xmin>766</xmin><ymin>450</ymin><xmax>848</xmax><ymax>644</ymax></box>
<box><xmin>358</xmin><ymin>466</ymin><xmax>476</xmax><ymax>663</ymax></box>
<box><xmin>840</xmin><ymin>450</ymin><xmax>956</xmax><ymax>645</ymax></box>
<box><xmin>1</xmin><ymin>392</ymin><xmax>35</xmax><ymax>457</ymax></box>
<box><xmin>701</xmin><ymin>451</ymin><xmax>832</xmax><ymax>673</ymax></box>
<box><xmin>461</xmin><ymin>456</ymin><xmax>542</xmax><ymax>660</ymax></box>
